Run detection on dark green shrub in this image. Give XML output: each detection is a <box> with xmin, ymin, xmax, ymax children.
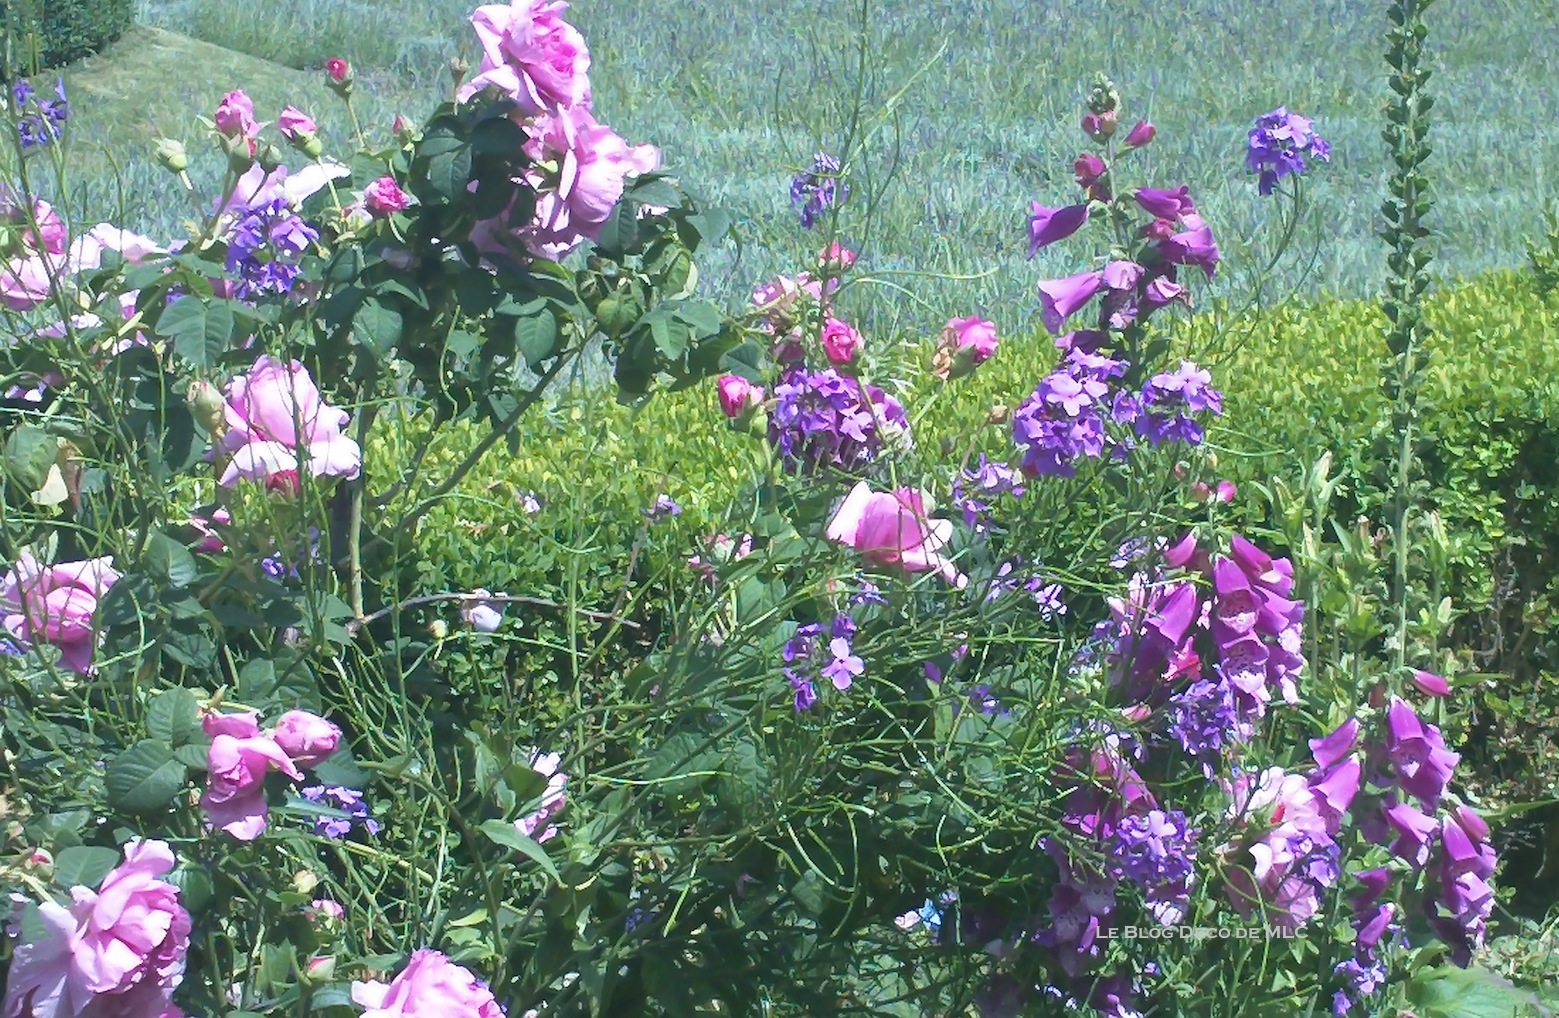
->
<box><xmin>1</xmin><ymin>0</ymin><xmax>132</xmax><ymax>70</ymax></box>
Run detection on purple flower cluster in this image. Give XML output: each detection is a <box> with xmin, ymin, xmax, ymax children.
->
<box><xmin>643</xmin><ymin>494</ymin><xmax>681</xmax><ymax>521</ymax></box>
<box><xmin>789</xmin><ymin>151</ymin><xmax>847</xmax><ymax>229</ymax></box>
<box><xmin>225</xmin><ymin>197</ymin><xmax>319</xmax><ymax>299</ymax></box>
<box><xmin>783</xmin><ymin>613</ymin><xmax>863</xmax><ymax>711</ymax></box>
<box><xmin>1332</xmin><ymin>868</ymin><xmax>1399</xmax><ymax>1015</ymax></box>
<box><xmin>952</xmin><ymin>455</ymin><xmax>1025</xmax><ymax>535</ymax></box>
<box><xmin>984</xmin><ymin>558</ymin><xmax>1068</xmax><ymax>620</ymax></box>
<box><xmin>1247</xmin><ymin>107</ymin><xmax>1330</xmax><ymax>196</ymax></box>
<box><xmin>13</xmin><ymin>78</ymin><xmax>68</xmax><ymax>150</ymax></box>
<box><xmin>301</xmin><ymin>785</ymin><xmax>381</xmax><ymax>839</ymax></box>
<box><xmin>1012</xmin><ymin>352</ymin><xmax>1221</xmax><ymax>477</ymax></box>
<box><xmin>1115</xmin><ymin>808</ymin><xmax>1198</xmax><ymax>924</ymax></box>
<box><xmin>768</xmin><ymin>365</ymin><xmax>910</xmax><ymax>474</ymax></box>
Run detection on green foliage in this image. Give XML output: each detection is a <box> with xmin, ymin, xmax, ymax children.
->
<box><xmin>1</xmin><ymin>0</ymin><xmax>133</xmax><ymax>69</ymax></box>
<box><xmin>1526</xmin><ymin>201</ymin><xmax>1559</xmax><ymax>300</ymax></box>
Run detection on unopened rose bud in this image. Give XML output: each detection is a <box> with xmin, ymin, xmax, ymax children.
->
<box><xmin>292</xmin><ymin>870</ymin><xmax>320</xmax><ymax>895</ymax></box>
<box><xmin>392</xmin><ymin>114</ymin><xmax>414</xmax><ymax>141</ymax></box>
<box><xmin>187</xmin><ymin>380</ymin><xmax>228</xmax><ymax>435</ymax></box>
<box><xmin>154</xmin><ymin>137</ymin><xmax>189</xmax><ymax>173</ymax></box>
<box><xmin>25</xmin><ymin>849</ymin><xmax>53</xmax><ymax>873</ymax></box>
<box><xmin>256</xmin><ymin>141</ymin><xmax>285</xmax><ymax>174</ymax></box>
<box><xmin>303</xmin><ymin>956</ymin><xmax>336</xmax><ymax>983</ymax></box>
<box><xmin>325</xmin><ymin>57</ymin><xmax>354</xmax><ymax>98</ymax></box>
<box><xmin>429</xmin><ymin>618</ymin><xmax>449</xmax><ymax>640</ymax></box>
<box><xmin>986</xmin><ymin>404</ymin><xmax>1010</xmax><ymax>426</ymax></box>
<box><xmin>221</xmin><ymin>132</ymin><xmax>256</xmax><ymax>174</ymax></box>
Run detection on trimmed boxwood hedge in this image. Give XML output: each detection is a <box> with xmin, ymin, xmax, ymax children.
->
<box><xmin>1</xmin><ymin>0</ymin><xmax>132</xmax><ymax>70</ymax></box>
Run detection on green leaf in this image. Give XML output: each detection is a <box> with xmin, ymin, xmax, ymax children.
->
<box><xmin>418</xmin><ymin>121</ymin><xmax>473</xmax><ymax>202</ymax></box>
<box><xmin>144</xmin><ymin>530</ymin><xmax>198</xmax><ymax>587</ymax></box>
<box><xmin>353</xmin><ymin>299</ymin><xmax>403</xmax><ymax>361</ymax></box>
<box><xmin>4</xmin><ymin>424</ymin><xmax>58</xmax><ymax>492</ymax></box>
<box><xmin>514</xmin><ymin>306</ymin><xmax>560</xmax><ymax>369</ymax></box>
<box><xmin>146</xmin><ymin>687</ymin><xmax>201</xmax><ymax>746</ymax></box>
<box><xmin>52</xmin><ymin>846</ymin><xmax>121</xmax><ymax>890</ymax></box>
<box><xmin>478</xmin><ymin>819</ymin><xmax>562</xmax><ymax>885</ymax></box>
<box><xmin>672</xmin><ymin>300</ymin><xmax>722</xmax><ymax>337</ymax></box>
<box><xmin>685</xmin><ymin>210</ymin><xmax>733</xmax><ymax>248</ymax></box>
<box><xmin>1403</xmin><ymin>963</ymin><xmax>1548</xmax><ymax>1018</ymax></box>
<box><xmin>157</xmin><ymin>297</ymin><xmax>234</xmax><ymax>371</ymax></box>
<box><xmin>105</xmin><ymin>741</ymin><xmax>187</xmax><ymax>813</ymax></box>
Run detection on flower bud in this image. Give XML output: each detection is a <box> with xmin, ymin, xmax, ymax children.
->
<box><xmin>817</xmin><ymin>241</ymin><xmax>857</xmax><ymax>276</ymax></box>
<box><xmin>450</xmin><ymin>57</ymin><xmax>470</xmax><ymax>91</ymax></box>
<box><xmin>1124</xmin><ymin>119</ymin><xmax>1156</xmax><ymax>148</ymax></box>
<box><xmin>392</xmin><ymin>114</ymin><xmax>415</xmax><ymax>141</ymax></box>
<box><xmin>986</xmin><ymin>404</ymin><xmax>1010</xmax><ymax>426</ymax></box>
<box><xmin>1082</xmin><ymin>109</ymin><xmax>1117</xmax><ymax>141</ymax></box>
<box><xmin>256</xmin><ymin>140</ymin><xmax>285</xmax><ymax>174</ymax></box>
<box><xmin>303</xmin><ymin>956</ymin><xmax>336</xmax><ymax>983</ymax></box>
<box><xmin>429</xmin><ymin>618</ymin><xmax>449</xmax><ymax>640</ymax></box>
<box><xmin>221</xmin><ymin>132</ymin><xmax>256</xmax><ymax>174</ymax></box>
<box><xmin>24</xmin><ymin>849</ymin><xmax>53</xmax><ymax>875</ymax></box>
<box><xmin>292</xmin><ymin>870</ymin><xmax>320</xmax><ymax>895</ymax></box>
<box><xmin>187</xmin><ymin>380</ymin><xmax>228</xmax><ymax>436</ymax></box>
<box><xmin>153</xmin><ymin>137</ymin><xmax>189</xmax><ymax>174</ymax></box>
<box><xmin>325</xmin><ymin>57</ymin><xmax>354</xmax><ymax>98</ymax></box>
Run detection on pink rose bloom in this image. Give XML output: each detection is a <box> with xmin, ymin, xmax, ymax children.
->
<box><xmin>825</xmin><ymin>481</ymin><xmax>967</xmax><ymax>589</ymax></box>
<box><xmin>277</xmin><ymin>106</ymin><xmax>318</xmax><ymax>139</ymax></box>
<box><xmin>0</xmin><ymin>553</ymin><xmax>120</xmax><ymax>674</ymax></box>
<box><xmin>189</xmin><ymin>508</ymin><xmax>232</xmax><ymax>554</ymax></box>
<box><xmin>820</xmin><ymin>317</ymin><xmax>861</xmax><ymax>365</ymax></box>
<box><xmin>200</xmin><ymin>711</ymin><xmax>304</xmax><ymax>841</ymax></box>
<box><xmin>215</xmin><ymin>355</ymin><xmax>362</xmax><ymax>488</ymax></box>
<box><xmin>0</xmin><ymin>201</ymin><xmax>111</xmax><ymax>312</ymax></box>
<box><xmin>458</xmin><ymin>0</ymin><xmax>593</xmax><ymax>115</ymax></box>
<box><xmin>716</xmin><ymin>375</ymin><xmax>764</xmax><ymax>418</ymax></box>
<box><xmin>362</xmin><ymin>177</ymin><xmax>411</xmax><ymax>218</ymax></box>
<box><xmin>213</xmin><ymin>90</ymin><xmax>259</xmax><ymax>139</ymax></box>
<box><xmin>932</xmin><ymin>316</ymin><xmax>998</xmax><ymax>381</ymax></box>
<box><xmin>1</xmin><ymin>839</ymin><xmax>191</xmax><ymax>1018</ymax></box>
<box><xmin>351</xmin><ymin>949</ymin><xmax>506</xmax><ymax>1018</ymax></box>
<box><xmin>229</xmin><ymin>161</ymin><xmax>351</xmax><ymax>211</ymax></box>
<box><xmin>269</xmin><ymin>710</ymin><xmax>342</xmax><ymax>768</ymax></box>
<box><xmin>514</xmin><ymin>106</ymin><xmax>659</xmax><ymax>259</ymax></box>
<box><xmin>514</xmin><ymin>750</ymin><xmax>567</xmax><ymax>843</ymax></box>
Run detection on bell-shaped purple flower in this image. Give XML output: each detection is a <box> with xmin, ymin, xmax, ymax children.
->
<box><xmin>1383</xmin><ymin>698</ymin><xmax>1460</xmax><ymax>806</ymax></box>
<box><xmin>1134</xmin><ymin>185</ymin><xmax>1195</xmax><ymax>221</ymax></box>
<box><xmin>1309</xmin><ymin>718</ymin><xmax>1360</xmax><ymax>770</ymax></box>
<box><xmin>1028</xmin><ymin>203</ymin><xmax>1089</xmax><ymax>258</ymax></box>
<box><xmin>1158</xmin><ymin>220</ymin><xmax>1220</xmax><ymax>280</ymax></box>
<box><xmin>1383</xmin><ymin>800</ymin><xmax>1438</xmax><ymax>868</ymax></box>
<box><xmin>1037</xmin><ymin>270</ymin><xmax>1105</xmax><ymax>334</ymax></box>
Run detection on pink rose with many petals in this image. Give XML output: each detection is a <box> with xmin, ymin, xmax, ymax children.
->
<box><xmin>0</xmin><ymin>553</ymin><xmax>120</xmax><ymax>674</ymax></box>
<box><xmin>215</xmin><ymin>356</ymin><xmax>361</xmax><ymax>488</ymax></box>
<box><xmin>820</xmin><ymin>317</ymin><xmax>861</xmax><ymax>365</ymax></box>
<box><xmin>825</xmin><ymin>481</ymin><xmax>966</xmax><ymax>588</ymax></box>
<box><xmin>200</xmin><ymin>711</ymin><xmax>304</xmax><ymax>841</ymax></box>
<box><xmin>362</xmin><ymin>177</ymin><xmax>411</xmax><ymax>218</ymax></box>
<box><xmin>457</xmin><ymin>0</ymin><xmax>592</xmax><ymax>115</ymax></box>
<box><xmin>1</xmin><ymin>839</ymin><xmax>190</xmax><ymax>1018</ymax></box>
<box><xmin>512</xmin><ymin>106</ymin><xmax>659</xmax><ymax>259</ymax></box>
<box><xmin>0</xmin><ymin>200</ymin><xmax>114</xmax><ymax>312</ymax></box>
<box><xmin>213</xmin><ymin>90</ymin><xmax>259</xmax><ymax>139</ymax></box>
<box><xmin>277</xmin><ymin>106</ymin><xmax>318</xmax><ymax>140</ymax></box>
<box><xmin>270</xmin><ymin>710</ymin><xmax>342</xmax><ymax>768</ymax></box>
<box><xmin>351</xmin><ymin>949</ymin><xmax>506</xmax><ymax>1018</ymax></box>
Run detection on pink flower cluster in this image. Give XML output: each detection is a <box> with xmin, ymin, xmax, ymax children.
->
<box><xmin>201</xmin><ymin>709</ymin><xmax>342</xmax><ymax>840</ymax></box>
<box><xmin>214</xmin><ymin>355</ymin><xmax>362</xmax><ymax>490</ymax></box>
<box><xmin>0</xmin><ymin>198</ymin><xmax>161</xmax><ymax>312</ymax></box>
<box><xmin>352</xmin><ymin>949</ymin><xmax>506</xmax><ymax>1018</ymax></box>
<box><xmin>2</xmin><ymin>839</ymin><xmax>191</xmax><ymax>1018</ymax></box>
<box><xmin>1</xmin><ymin>553</ymin><xmax>120</xmax><ymax>674</ymax></box>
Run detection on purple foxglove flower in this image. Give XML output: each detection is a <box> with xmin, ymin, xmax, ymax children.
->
<box><xmin>1134</xmin><ymin>185</ymin><xmax>1195</xmax><ymax>221</ymax></box>
<box><xmin>1383</xmin><ymin>800</ymin><xmax>1438</xmax><ymax>868</ymax></box>
<box><xmin>1101</xmin><ymin>259</ymin><xmax>1144</xmax><ymax>291</ymax></box>
<box><xmin>1164</xmin><ymin>531</ymin><xmax>1199</xmax><ymax>568</ymax></box>
<box><xmin>1142</xmin><ymin>276</ymin><xmax>1188</xmax><ymax>311</ymax></box>
<box><xmin>1146</xmin><ymin>582</ymin><xmax>1199</xmax><ymax>647</ymax></box>
<box><xmin>1310</xmin><ymin>718</ymin><xmax>1360</xmax><ymax>770</ymax></box>
<box><xmin>1124</xmin><ymin>120</ymin><xmax>1155</xmax><ymax>148</ymax></box>
<box><xmin>1351</xmin><ymin>867</ymin><xmax>1392</xmax><ymax>909</ymax></box>
<box><xmin>1157</xmin><ymin>223</ymin><xmax>1220</xmax><ymax>279</ymax></box>
<box><xmin>1409</xmin><ymin>669</ymin><xmax>1450</xmax><ymax>697</ymax></box>
<box><xmin>1355</xmin><ymin>902</ymin><xmax>1395</xmax><ymax>954</ymax></box>
<box><xmin>1027</xmin><ymin>203</ymin><xmax>1089</xmax><ymax>257</ymax></box>
<box><xmin>1308</xmin><ymin>757</ymin><xmax>1361</xmax><ymax>834</ymax></box>
<box><xmin>1438</xmin><ymin>807</ymin><xmax>1496</xmax><ymax>881</ymax></box>
<box><xmin>1037</xmin><ymin>270</ymin><xmax>1106</xmax><ymax>334</ymax></box>
<box><xmin>1229</xmin><ymin>534</ymin><xmax>1295</xmax><ymax>596</ymax></box>
<box><xmin>1383</xmin><ymin>698</ymin><xmax>1460</xmax><ymax>806</ymax></box>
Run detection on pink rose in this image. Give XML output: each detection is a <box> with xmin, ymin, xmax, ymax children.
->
<box><xmin>458</xmin><ymin>0</ymin><xmax>593</xmax><ymax>116</ymax></box>
<box><xmin>277</xmin><ymin>106</ymin><xmax>318</xmax><ymax>139</ymax></box>
<box><xmin>200</xmin><ymin>711</ymin><xmax>304</xmax><ymax>840</ymax></box>
<box><xmin>716</xmin><ymin>375</ymin><xmax>764</xmax><ymax>418</ymax></box>
<box><xmin>215</xmin><ymin>356</ymin><xmax>362</xmax><ymax>488</ymax></box>
<box><xmin>1</xmin><ymin>839</ymin><xmax>190</xmax><ymax>1018</ymax></box>
<box><xmin>825</xmin><ymin>481</ymin><xmax>966</xmax><ymax>588</ymax></box>
<box><xmin>326</xmin><ymin>58</ymin><xmax>351</xmax><ymax>83</ymax></box>
<box><xmin>213</xmin><ymin>90</ymin><xmax>259</xmax><ymax>139</ymax></box>
<box><xmin>0</xmin><ymin>201</ymin><xmax>113</xmax><ymax>312</ymax></box>
<box><xmin>362</xmin><ymin>177</ymin><xmax>411</xmax><ymax>218</ymax></box>
<box><xmin>270</xmin><ymin>710</ymin><xmax>342</xmax><ymax>768</ymax></box>
<box><xmin>820</xmin><ymin>317</ymin><xmax>861</xmax><ymax>365</ymax></box>
<box><xmin>932</xmin><ymin>315</ymin><xmax>998</xmax><ymax>381</ymax></box>
<box><xmin>0</xmin><ymin>553</ymin><xmax>120</xmax><ymax>674</ymax></box>
<box><xmin>511</xmin><ymin>106</ymin><xmax>658</xmax><ymax>259</ymax></box>
<box><xmin>351</xmin><ymin>949</ymin><xmax>506</xmax><ymax>1018</ymax></box>
<box><xmin>818</xmin><ymin>241</ymin><xmax>856</xmax><ymax>273</ymax></box>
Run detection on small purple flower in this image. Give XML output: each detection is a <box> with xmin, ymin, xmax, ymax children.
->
<box><xmin>301</xmin><ymin>784</ymin><xmax>381</xmax><ymax>839</ymax></box>
<box><xmin>13</xmin><ymin>78</ymin><xmax>69</xmax><ymax>150</ymax></box>
<box><xmin>851</xmin><ymin>579</ymin><xmax>887</xmax><ymax>606</ymax></box>
<box><xmin>224</xmin><ymin>197</ymin><xmax>319</xmax><ymax>299</ymax></box>
<box><xmin>643</xmin><ymin>494</ymin><xmax>682</xmax><ymax>521</ymax></box>
<box><xmin>790</xmin><ymin>152</ymin><xmax>848</xmax><ymax>228</ymax></box>
<box><xmin>821</xmin><ymin>637</ymin><xmax>864</xmax><ymax>690</ymax></box>
<box><xmin>1246</xmin><ymin>107</ymin><xmax>1331</xmax><ymax>196</ymax></box>
<box><xmin>788</xmin><ymin>668</ymin><xmax>818</xmax><ymax>712</ymax></box>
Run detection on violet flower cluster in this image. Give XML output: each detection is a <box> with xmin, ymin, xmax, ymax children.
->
<box><xmin>1246</xmin><ymin>107</ymin><xmax>1331</xmax><ymax>196</ymax></box>
<box><xmin>223</xmin><ymin>196</ymin><xmax>320</xmax><ymax>299</ymax></box>
<box><xmin>767</xmin><ymin>365</ymin><xmax>911</xmax><ymax>474</ymax></box>
<box><xmin>1011</xmin><ymin>350</ymin><xmax>1222</xmax><ymax>477</ymax></box>
<box><xmin>783</xmin><ymin>613</ymin><xmax>864</xmax><ymax>712</ymax></box>
<box><xmin>301</xmin><ymin>784</ymin><xmax>382</xmax><ymax>839</ymax></box>
<box><xmin>789</xmin><ymin>151</ymin><xmax>847</xmax><ymax>229</ymax></box>
<box><xmin>951</xmin><ymin>455</ymin><xmax>1026</xmax><ymax>536</ymax></box>
<box><xmin>13</xmin><ymin>78</ymin><xmax>69</xmax><ymax>150</ymax></box>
